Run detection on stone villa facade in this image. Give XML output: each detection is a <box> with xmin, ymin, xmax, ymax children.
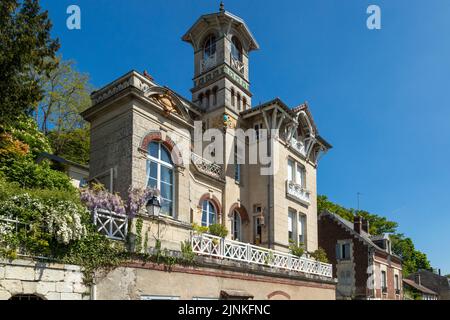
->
<box><xmin>1</xmin><ymin>6</ymin><xmax>337</xmax><ymax>300</ymax></box>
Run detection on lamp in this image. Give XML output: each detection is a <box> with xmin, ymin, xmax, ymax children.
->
<box><xmin>146</xmin><ymin>195</ymin><xmax>161</xmax><ymax>217</ymax></box>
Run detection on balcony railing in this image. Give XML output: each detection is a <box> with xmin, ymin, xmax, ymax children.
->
<box><xmin>286</xmin><ymin>180</ymin><xmax>311</xmax><ymax>205</ymax></box>
<box><xmin>290</xmin><ymin>137</ymin><xmax>307</xmax><ymax>157</ymax></box>
<box><xmin>93</xmin><ymin>208</ymin><xmax>128</xmax><ymax>241</ymax></box>
<box><xmin>200</xmin><ymin>54</ymin><xmax>217</xmax><ymax>73</ymax></box>
<box><xmin>191</xmin><ymin>153</ymin><xmax>223</xmax><ymax>180</ymax></box>
<box><xmin>191</xmin><ymin>233</ymin><xmax>333</xmax><ymax>278</ymax></box>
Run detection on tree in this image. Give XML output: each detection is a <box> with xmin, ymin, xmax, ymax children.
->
<box><xmin>36</xmin><ymin>58</ymin><xmax>92</xmax><ymax>134</ymax></box>
<box><xmin>47</xmin><ymin>128</ymin><xmax>90</xmax><ymax>165</ymax></box>
<box><xmin>391</xmin><ymin>234</ymin><xmax>431</xmax><ymax>276</ymax></box>
<box><xmin>0</xmin><ymin>0</ymin><xmax>59</xmax><ymax>125</ymax></box>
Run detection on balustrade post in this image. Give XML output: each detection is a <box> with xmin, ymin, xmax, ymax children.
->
<box><xmin>246</xmin><ymin>243</ymin><xmax>251</xmax><ymax>263</ymax></box>
<box><xmin>220</xmin><ymin>237</ymin><xmax>225</xmax><ymax>258</ymax></box>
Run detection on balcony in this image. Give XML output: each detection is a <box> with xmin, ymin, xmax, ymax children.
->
<box><xmin>191</xmin><ymin>153</ymin><xmax>223</xmax><ymax>180</ymax></box>
<box><xmin>286</xmin><ymin>180</ymin><xmax>311</xmax><ymax>205</ymax></box>
<box><xmin>200</xmin><ymin>53</ymin><xmax>217</xmax><ymax>73</ymax></box>
<box><xmin>191</xmin><ymin>233</ymin><xmax>333</xmax><ymax>278</ymax></box>
<box><xmin>290</xmin><ymin>137</ymin><xmax>307</xmax><ymax>157</ymax></box>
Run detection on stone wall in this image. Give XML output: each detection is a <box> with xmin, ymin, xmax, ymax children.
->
<box><xmin>0</xmin><ymin>259</ymin><xmax>89</xmax><ymax>300</ymax></box>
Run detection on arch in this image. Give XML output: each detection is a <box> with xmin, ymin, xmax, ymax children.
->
<box><xmin>231</xmin><ymin>36</ymin><xmax>243</xmax><ymax>62</ymax></box>
<box><xmin>202</xmin><ymin>33</ymin><xmax>217</xmax><ymax>59</ymax></box>
<box><xmin>228</xmin><ymin>203</ymin><xmax>249</xmax><ymax>223</ymax></box>
<box><xmin>140</xmin><ymin>131</ymin><xmax>183</xmax><ymax>166</ymax></box>
<box><xmin>267</xmin><ymin>291</ymin><xmax>291</xmax><ymax>300</ymax></box>
<box><xmin>199</xmin><ymin>193</ymin><xmax>222</xmax><ymax>219</ymax></box>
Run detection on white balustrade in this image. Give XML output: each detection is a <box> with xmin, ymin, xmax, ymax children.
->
<box><xmin>191</xmin><ymin>153</ymin><xmax>223</xmax><ymax>179</ymax></box>
<box><xmin>286</xmin><ymin>180</ymin><xmax>311</xmax><ymax>205</ymax></box>
<box><xmin>93</xmin><ymin>208</ymin><xmax>128</xmax><ymax>241</ymax></box>
<box><xmin>191</xmin><ymin>233</ymin><xmax>333</xmax><ymax>278</ymax></box>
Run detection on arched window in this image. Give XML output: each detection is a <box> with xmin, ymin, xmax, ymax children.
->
<box><xmin>236</xmin><ymin>93</ymin><xmax>241</xmax><ymax>111</ymax></box>
<box><xmin>231</xmin><ymin>36</ymin><xmax>243</xmax><ymax>62</ymax></box>
<box><xmin>231</xmin><ymin>210</ymin><xmax>242</xmax><ymax>241</ymax></box>
<box><xmin>198</xmin><ymin>93</ymin><xmax>204</xmax><ymax>107</ymax></box>
<box><xmin>147</xmin><ymin>141</ymin><xmax>174</xmax><ymax>216</ymax></box>
<box><xmin>205</xmin><ymin>90</ymin><xmax>211</xmax><ymax>108</ymax></box>
<box><xmin>242</xmin><ymin>97</ymin><xmax>247</xmax><ymax>110</ymax></box>
<box><xmin>212</xmin><ymin>87</ymin><xmax>218</xmax><ymax>106</ymax></box>
<box><xmin>231</xmin><ymin>88</ymin><xmax>235</xmax><ymax>107</ymax></box>
<box><xmin>201</xmin><ymin>200</ymin><xmax>216</xmax><ymax>227</ymax></box>
<box><xmin>203</xmin><ymin>34</ymin><xmax>216</xmax><ymax>59</ymax></box>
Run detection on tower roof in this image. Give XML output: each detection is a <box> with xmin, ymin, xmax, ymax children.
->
<box><xmin>182</xmin><ymin>9</ymin><xmax>259</xmax><ymax>51</ymax></box>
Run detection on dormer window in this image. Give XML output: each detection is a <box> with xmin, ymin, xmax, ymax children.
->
<box><xmin>203</xmin><ymin>34</ymin><xmax>216</xmax><ymax>59</ymax></box>
<box><xmin>231</xmin><ymin>36</ymin><xmax>243</xmax><ymax>62</ymax></box>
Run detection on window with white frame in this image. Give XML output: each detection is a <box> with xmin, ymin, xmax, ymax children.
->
<box><xmin>298</xmin><ymin>214</ymin><xmax>306</xmax><ymax>244</ymax></box>
<box><xmin>147</xmin><ymin>141</ymin><xmax>174</xmax><ymax>216</ymax></box>
<box><xmin>231</xmin><ymin>210</ymin><xmax>242</xmax><ymax>241</ymax></box>
<box><xmin>288</xmin><ymin>209</ymin><xmax>295</xmax><ymax>242</ymax></box>
<box><xmin>288</xmin><ymin>158</ymin><xmax>306</xmax><ymax>187</ymax></box>
<box><xmin>381</xmin><ymin>270</ymin><xmax>387</xmax><ymax>290</ymax></box>
<box><xmin>201</xmin><ymin>200</ymin><xmax>217</xmax><ymax>227</ymax></box>
<box><xmin>336</xmin><ymin>242</ymin><xmax>351</xmax><ymax>260</ymax></box>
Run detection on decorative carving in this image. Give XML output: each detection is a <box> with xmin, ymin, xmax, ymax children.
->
<box><xmin>151</xmin><ymin>94</ymin><xmax>178</xmax><ymax>116</ymax></box>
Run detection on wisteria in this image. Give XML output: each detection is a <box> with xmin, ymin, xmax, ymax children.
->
<box><xmin>80</xmin><ymin>187</ymin><xmax>126</xmax><ymax>216</ymax></box>
<box><xmin>126</xmin><ymin>186</ymin><xmax>160</xmax><ymax>218</ymax></box>
<box><xmin>80</xmin><ymin>185</ymin><xmax>159</xmax><ymax>218</ymax></box>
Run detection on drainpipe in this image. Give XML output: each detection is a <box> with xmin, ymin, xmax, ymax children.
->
<box><xmin>90</xmin><ymin>277</ymin><xmax>97</xmax><ymax>300</ymax></box>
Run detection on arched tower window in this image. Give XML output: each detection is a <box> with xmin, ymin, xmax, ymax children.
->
<box><xmin>231</xmin><ymin>88</ymin><xmax>235</xmax><ymax>107</ymax></box>
<box><xmin>212</xmin><ymin>87</ymin><xmax>218</xmax><ymax>106</ymax></box>
<box><xmin>205</xmin><ymin>90</ymin><xmax>211</xmax><ymax>108</ymax></box>
<box><xmin>242</xmin><ymin>97</ymin><xmax>247</xmax><ymax>110</ymax></box>
<box><xmin>231</xmin><ymin>36</ymin><xmax>243</xmax><ymax>62</ymax></box>
<box><xmin>236</xmin><ymin>92</ymin><xmax>241</xmax><ymax>111</ymax></box>
<box><xmin>202</xmin><ymin>200</ymin><xmax>217</xmax><ymax>227</ymax></box>
<box><xmin>198</xmin><ymin>93</ymin><xmax>204</xmax><ymax>107</ymax></box>
<box><xmin>203</xmin><ymin>34</ymin><xmax>216</xmax><ymax>59</ymax></box>
<box><xmin>147</xmin><ymin>141</ymin><xmax>174</xmax><ymax>216</ymax></box>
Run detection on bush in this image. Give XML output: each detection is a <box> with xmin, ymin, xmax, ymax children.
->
<box><xmin>289</xmin><ymin>240</ymin><xmax>305</xmax><ymax>258</ymax></box>
<box><xmin>310</xmin><ymin>247</ymin><xmax>329</xmax><ymax>263</ymax></box>
<box><xmin>208</xmin><ymin>223</ymin><xmax>228</xmax><ymax>238</ymax></box>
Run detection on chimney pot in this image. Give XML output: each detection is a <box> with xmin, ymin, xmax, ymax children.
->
<box><xmin>353</xmin><ymin>216</ymin><xmax>362</xmax><ymax>234</ymax></box>
<box><xmin>362</xmin><ymin>218</ymin><xmax>370</xmax><ymax>234</ymax></box>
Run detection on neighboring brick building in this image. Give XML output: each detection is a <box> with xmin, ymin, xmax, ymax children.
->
<box><xmin>318</xmin><ymin>211</ymin><xmax>403</xmax><ymax>300</ymax></box>
<box><xmin>407</xmin><ymin>270</ymin><xmax>450</xmax><ymax>300</ymax></box>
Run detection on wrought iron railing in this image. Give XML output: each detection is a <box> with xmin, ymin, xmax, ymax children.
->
<box><xmin>93</xmin><ymin>208</ymin><xmax>128</xmax><ymax>241</ymax></box>
<box><xmin>191</xmin><ymin>233</ymin><xmax>333</xmax><ymax>278</ymax></box>
<box><xmin>286</xmin><ymin>180</ymin><xmax>311</xmax><ymax>205</ymax></box>
<box><xmin>191</xmin><ymin>153</ymin><xmax>223</xmax><ymax>180</ymax></box>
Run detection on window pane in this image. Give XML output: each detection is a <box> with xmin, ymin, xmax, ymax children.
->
<box><xmin>148</xmin><ymin>177</ymin><xmax>157</xmax><ymax>188</ymax></box>
<box><xmin>201</xmin><ymin>210</ymin><xmax>207</xmax><ymax>227</ymax></box>
<box><xmin>161</xmin><ymin>166</ymin><xmax>173</xmax><ymax>183</ymax></box>
<box><xmin>161</xmin><ymin>200</ymin><xmax>172</xmax><ymax>216</ymax></box>
<box><xmin>161</xmin><ymin>146</ymin><xmax>172</xmax><ymax>164</ymax></box>
<box><xmin>296</xmin><ymin>166</ymin><xmax>302</xmax><ymax>185</ymax></box>
<box><xmin>149</xmin><ymin>161</ymin><xmax>157</xmax><ymax>179</ymax></box>
<box><xmin>149</xmin><ymin>142</ymin><xmax>159</xmax><ymax>159</ymax></box>
<box><xmin>160</xmin><ymin>183</ymin><xmax>172</xmax><ymax>200</ymax></box>
<box><xmin>288</xmin><ymin>160</ymin><xmax>293</xmax><ymax>182</ymax></box>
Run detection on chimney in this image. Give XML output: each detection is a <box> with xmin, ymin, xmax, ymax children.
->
<box><xmin>354</xmin><ymin>216</ymin><xmax>363</xmax><ymax>234</ymax></box>
<box><xmin>415</xmin><ymin>274</ymin><xmax>421</xmax><ymax>286</ymax></box>
<box><xmin>362</xmin><ymin>219</ymin><xmax>370</xmax><ymax>234</ymax></box>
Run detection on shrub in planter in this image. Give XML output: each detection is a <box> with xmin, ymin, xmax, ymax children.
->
<box><xmin>289</xmin><ymin>240</ymin><xmax>305</xmax><ymax>258</ymax></box>
<box><xmin>310</xmin><ymin>247</ymin><xmax>329</xmax><ymax>263</ymax></box>
<box><xmin>208</xmin><ymin>223</ymin><xmax>228</xmax><ymax>238</ymax></box>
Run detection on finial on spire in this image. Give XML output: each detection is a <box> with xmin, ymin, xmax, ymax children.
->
<box><xmin>219</xmin><ymin>1</ymin><xmax>225</xmax><ymax>12</ymax></box>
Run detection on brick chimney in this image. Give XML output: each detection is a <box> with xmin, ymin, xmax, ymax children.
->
<box><xmin>362</xmin><ymin>219</ymin><xmax>370</xmax><ymax>234</ymax></box>
<box><xmin>354</xmin><ymin>216</ymin><xmax>363</xmax><ymax>234</ymax></box>
<box><xmin>415</xmin><ymin>274</ymin><xmax>421</xmax><ymax>286</ymax></box>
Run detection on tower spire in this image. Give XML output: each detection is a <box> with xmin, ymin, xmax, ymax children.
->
<box><xmin>219</xmin><ymin>1</ymin><xmax>225</xmax><ymax>12</ymax></box>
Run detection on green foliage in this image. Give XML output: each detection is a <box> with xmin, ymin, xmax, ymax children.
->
<box><xmin>310</xmin><ymin>247</ymin><xmax>329</xmax><ymax>263</ymax></box>
<box><xmin>134</xmin><ymin>217</ymin><xmax>143</xmax><ymax>253</ymax></box>
<box><xmin>391</xmin><ymin>234</ymin><xmax>431</xmax><ymax>276</ymax></box>
<box><xmin>47</xmin><ymin>128</ymin><xmax>90</xmax><ymax>165</ymax></box>
<box><xmin>318</xmin><ymin>195</ymin><xmax>398</xmax><ymax>235</ymax></box>
<box><xmin>180</xmin><ymin>240</ymin><xmax>195</xmax><ymax>263</ymax></box>
<box><xmin>192</xmin><ymin>223</ymin><xmax>209</xmax><ymax>234</ymax></box>
<box><xmin>289</xmin><ymin>240</ymin><xmax>305</xmax><ymax>258</ymax></box>
<box><xmin>208</xmin><ymin>223</ymin><xmax>228</xmax><ymax>238</ymax></box>
<box><xmin>37</xmin><ymin>58</ymin><xmax>92</xmax><ymax>134</ymax></box>
<box><xmin>0</xmin><ymin>0</ymin><xmax>59</xmax><ymax>125</ymax></box>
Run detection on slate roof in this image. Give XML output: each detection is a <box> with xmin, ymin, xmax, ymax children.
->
<box><xmin>403</xmin><ymin>278</ymin><xmax>438</xmax><ymax>295</ymax></box>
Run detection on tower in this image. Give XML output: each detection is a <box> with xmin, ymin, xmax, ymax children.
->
<box><xmin>182</xmin><ymin>3</ymin><xmax>259</xmax><ymax>115</ymax></box>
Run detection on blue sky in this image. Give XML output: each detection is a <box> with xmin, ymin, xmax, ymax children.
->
<box><xmin>41</xmin><ymin>0</ymin><xmax>450</xmax><ymax>274</ymax></box>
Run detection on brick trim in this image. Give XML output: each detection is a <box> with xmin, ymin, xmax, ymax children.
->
<box><xmin>228</xmin><ymin>203</ymin><xmax>250</xmax><ymax>223</ymax></box>
<box><xmin>267</xmin><ymin>290</ymin><xmax>291</xmax><ymax>300</ymax></box>
<box><xmin>199</xmin><ymin>193</ymin><xmax>222</xmax><ymax>219</ymax></box>
<box><xmin>140</xmin><ymin>131</ymin><xmax>183</xmax><ymax>166</ymax></box>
